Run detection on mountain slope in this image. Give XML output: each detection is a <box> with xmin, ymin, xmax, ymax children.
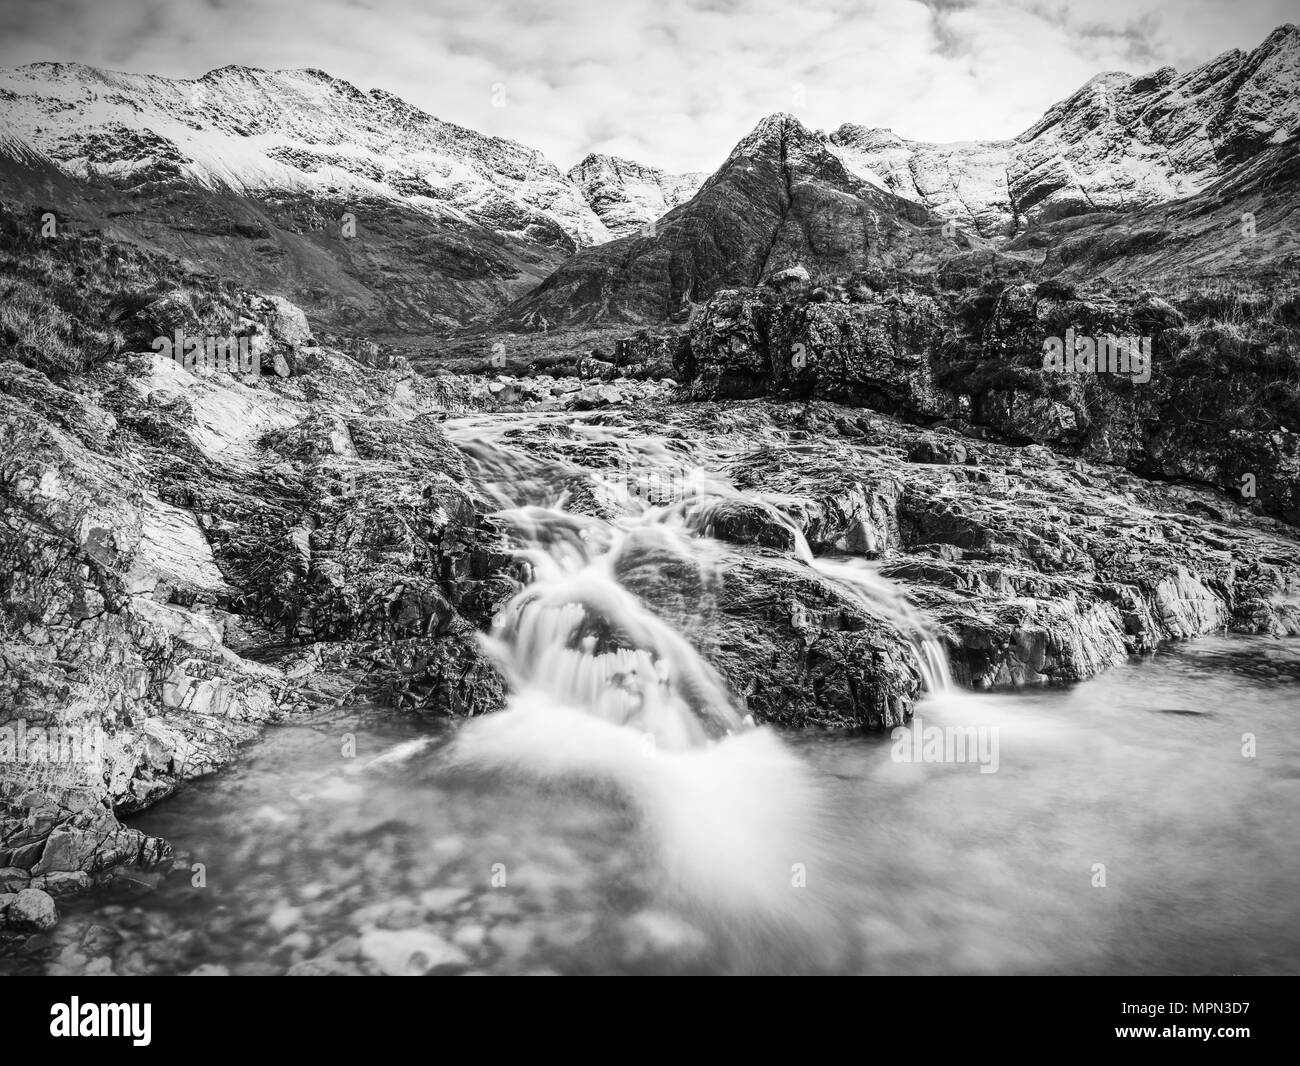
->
<box><xmin>0</xmin><ymin>62</ymin><xmax>611</xmax><ymax>248</ymax></box>
<box><xmin>830</xmin><ymin>24</ymin><xmax>1300</xmax><ymax>238</ymax></box>
<box><xmin>503</xmin><ymin>114</ymin><xmax>983</xmax><ymax>330</ymax></box>
<box><xmin>567</xmin><ymin>153</ymin><xmax>706</xmax><ymax>239</ymax></box>
<box><xmin>1023</xmin><ymin>139</ymin><xmax>1300</xmax><ymax>283</ymax></box>
<box><xmin>0</xmin><ymin>62</ymin><xmax>617</xmax><ymax>334</ymax></box>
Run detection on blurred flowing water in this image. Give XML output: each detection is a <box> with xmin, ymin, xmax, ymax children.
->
<box><xmin>5</xmin><ymin>414</ymin><xmax>1298</xmax><ymax>976</ymax></box>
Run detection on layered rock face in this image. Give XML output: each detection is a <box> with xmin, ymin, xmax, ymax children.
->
<box><xmin>831</xmin><ymin>25</ymin><xmax>1300</xmax><ymax>238</ymax></box>
<box><xmin>567</xmin><ymin>154</ymin><xmax>706</xmax><ymax>239</ymax></box>
<box><xmin>679</xmin><ymin>274</ymin><xmax>1300</xmax><ymax>526</ymax></box>
<box><xmin>600</xmin><ymin>399</ymin><xmax>1300</xmax><ymax>690</ymax></box>
<box><xmin>0</xmin><ymin>212</ymin><xmax>515</xmax><ymax>880</ymax></box>
<box><xmin>1016</xmin><ymin>139</ymin><xmax>1300</xmax><ymax>284</ymax></box>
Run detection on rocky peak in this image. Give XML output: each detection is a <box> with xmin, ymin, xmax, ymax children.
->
<box><xmin>567</xmin><ymin>152</ymin><xmax>705</xmax><ymax>238</ymax></box>
<box><xmin>826</xmin><ymin>26</ymin><xmax>1299</xmax><ymax>238</ymax></box>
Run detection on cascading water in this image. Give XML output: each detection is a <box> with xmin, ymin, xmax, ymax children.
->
<box><xmin>438</xmin><ymin>421</ymin><xmax>825</xmax><ymax>931</ymax></box>
<box><xmin>808</xmin><ymin>556</ymin><xmax>954</xmax><ymax>695</ymax></box>
<box><xmin>439</xmin><ymin>412</ymin><xmax>955</xmax><ymax>936</ymax></box>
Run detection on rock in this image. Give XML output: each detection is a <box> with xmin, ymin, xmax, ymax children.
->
<box><xmin>286</xmin><ymin>958</ymin><xmax>350</xmax><ymax>976</ymax></box>
<box><xmin>31</xmin><ymin>871</ymin><xmax>92</xmax><ymax>896</ymax></box>
<box><xmin>187</xmin><ymin>964</ymin><xmax>231</xmax><ymax>976</ymax></box>
<box><xmin>569</xmin><ymin>384</ymin><xmax>624</xmax><ymax>410</ymax></box>
<box><xmin>676</xmin><ymin>274</ymin><xmax>1300</xmax><ymax>526</ymax></box>
<box><xmin>767</xmin><ymin>264</ymin><xmax>811</xmax><ymax>288</ymax></box>
<box><xmin>7</xmin><ymin>888</ymin><xmax>59</xmax><ymax>932</ymax></box>
<box><xmin>0</xmin><ymin>867</ymin><xmax>29</xmax><ymax>892</ymax></box>
<box><xmin>82</xmin><ymin>924</ymin><xmax>120</xmax><ymax>955</ymax></box>
<box><xmin>358</xmin><ymin>928</ymin><xmax>470</xmax><ymax>976</ymax></box>
<box><xmin>418</xmin><ymin>886</ymin><xmax>470</xmax><ymax>915</ymax></box>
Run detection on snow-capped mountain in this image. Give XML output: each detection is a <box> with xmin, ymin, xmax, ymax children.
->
<box><xmin>567</xmin><ymin>154</ymin><xmax>705</xmax><ymax>239</ymax></box>
<box><xmin>0</xmin><ymin>25</ymin><xmax>1294</xmax><ymax>337</ymax></box>
<box><xmin>0</xmin><ymin>62</ymin><xmax>612</xmax><ymax>250</ymax></box>
<box><xmin>504</xmin><ymin>24</ymin><xmax>1300</xmax><ymax>330</ymax></box>
<box><xmin>830</xmin><ymin>24</ymin><xmax>1300</xmax><ymax>238</ymax></box>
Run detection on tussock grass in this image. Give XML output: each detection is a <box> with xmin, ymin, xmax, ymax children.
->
<box><xmin>0</xmin><ymin>202</ymin><xmax>242</xmax><ymax>380</ymax></box>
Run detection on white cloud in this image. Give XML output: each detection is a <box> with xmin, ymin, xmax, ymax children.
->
<box><xmin>0</xmin><ymin>0</ymin><xmax>1293</xmax><ymax>172</ymax></box>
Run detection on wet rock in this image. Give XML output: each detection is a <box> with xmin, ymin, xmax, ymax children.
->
<box><xmin>676</xmin><ymin>276</ymin><xmax>1300</xmax><ymax>526</ymax></box>
<box><xmin>31</xmin><ymin>871</ymin><xmax>92</xmax><ymax>896</ymax></box>
<box><xmin>451</xmin><ymin>923</ymin><xmax>488</xmax><ymax>952</ymax></box>
<box><xmin>569</xmin><ymin>383</ymin><xmax>625</xmax><ymax>410</ymax></box>
<box><xmin>286</xmin><ymin>958</ymin><xmax>351</xmax><ymax>976</ymax></box>
<box><xmin>622</xmin><ymin>910</ymin><xmax>709</xmax><ymax>961</ymax></box>
<box><xmin>418</xmin><ymin>886</ymin><xmax>471</xmax><ymax>915</ymax></box>
<box><xmin>359</xmin><ymin>927</ymin><xmax>470</xmax><ymax>975</ymax></box>
<box><xmin>7</xmin><ymin>887</ymin><xmax>59</xmax><ymax>932</ymax></box>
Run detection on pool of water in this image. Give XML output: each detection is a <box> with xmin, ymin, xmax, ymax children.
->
<box><xmin>3</xmin><ymin>634</ymin><xmax>1297</xmax><ymax>976</ymax></box>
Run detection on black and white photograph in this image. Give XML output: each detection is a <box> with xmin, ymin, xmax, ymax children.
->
<box><xmin>0</xmin><ymin>0</ymin><xmax>1297</xmax><ymax>1019</ymax></box>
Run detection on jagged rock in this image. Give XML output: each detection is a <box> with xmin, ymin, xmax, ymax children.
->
<box><xmin>677</xmin><ymin>275</ymin><xmax>1300</xmax><ymax>525</ymax></box>
<box><xmin>768</xmin><ymin>265</ymin><xmax>811</xmax><ymax>288</ymax></box>
<box><xmin>31</xmin><ymin>871</ymin><xmax>92</xmax><ymax>896</ymax></box>
<box><xmin>0</xmin><ymin>222</ymin><xmax>518</xmax><ymax>883</ymax></box>
<box><xmin>506</xmin><ymin>113</ymin><xmax>955</xmax><ymax>330</ymax></box>
<box><xmin>569</xmin><ymin>384</ymin><xmax>625</xmax><ymax>410</ymax></box>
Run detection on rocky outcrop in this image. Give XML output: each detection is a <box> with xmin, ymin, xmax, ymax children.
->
<box><xmin>602</xmin><ymin>399</ymin><xmax>1300</xmax><ymax>689</ymax></box>
<box><xmin>0</xmin><ymin>213</ymin><xmax>516</xmax><ymax>887</ymax></box>
<box><xmin>677</xmin><ymin>275</ymin><xmax>1300</xmax><ymax>526</ymax></box>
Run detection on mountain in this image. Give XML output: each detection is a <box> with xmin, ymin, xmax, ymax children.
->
<box><xmin>0</xmin><ymin>62</ymin><xmax>618</xmax><ymax>334</ymax></box>
<box><xmin>830</xmin><ymin>24</ymin><xmax>1300</xmax><ymax>238</ymax></box>
<box><xmin>0</xmin><ymin>62</ymin><xmax>611</xmax><ymax>246</ymax></box>
<box><xmin>567</xmin><ymin>153</ymin><xmax>706</xmax><ymax>238</ymax></box>
<box><xmin>1</xmin><ymin>26</ymin><xmax>1295</xmax><ymax>340</ymax></box>
<box><xmin>503</xmin><ymin>113</ymin><xmax>980</xmax><ymax>330</ymax></box>
<box><xmin>1020</xmin><ymin>139</ymin><xmax>1300</xmax><ymax>282</ymax></box>
<box><xmin>501</xmin><ymin>25</ymin><xmax>1300</xmax><ymax>331</ymax></box>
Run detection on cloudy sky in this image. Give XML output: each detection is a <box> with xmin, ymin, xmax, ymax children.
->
<box><xmin>0</xmin><ymin>0</ymin><xmax>1293</xmax><ymax>173</ymax></box>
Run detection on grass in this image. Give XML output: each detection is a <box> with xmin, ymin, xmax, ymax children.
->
<box><xmin>0</xmin><ymin>202</ymin><xmax>244</xmax><ymax>381</ymax></box>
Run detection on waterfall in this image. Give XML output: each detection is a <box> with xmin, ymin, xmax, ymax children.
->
<box><xmin>439</xmin><ymin>413</ymin><xmax>952</xmax><ymax>928</ymax></box>
<box><xmin>806</xmin><ymin>556</ymin><xmax>954</xmax><ymax>695</ymax></box>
